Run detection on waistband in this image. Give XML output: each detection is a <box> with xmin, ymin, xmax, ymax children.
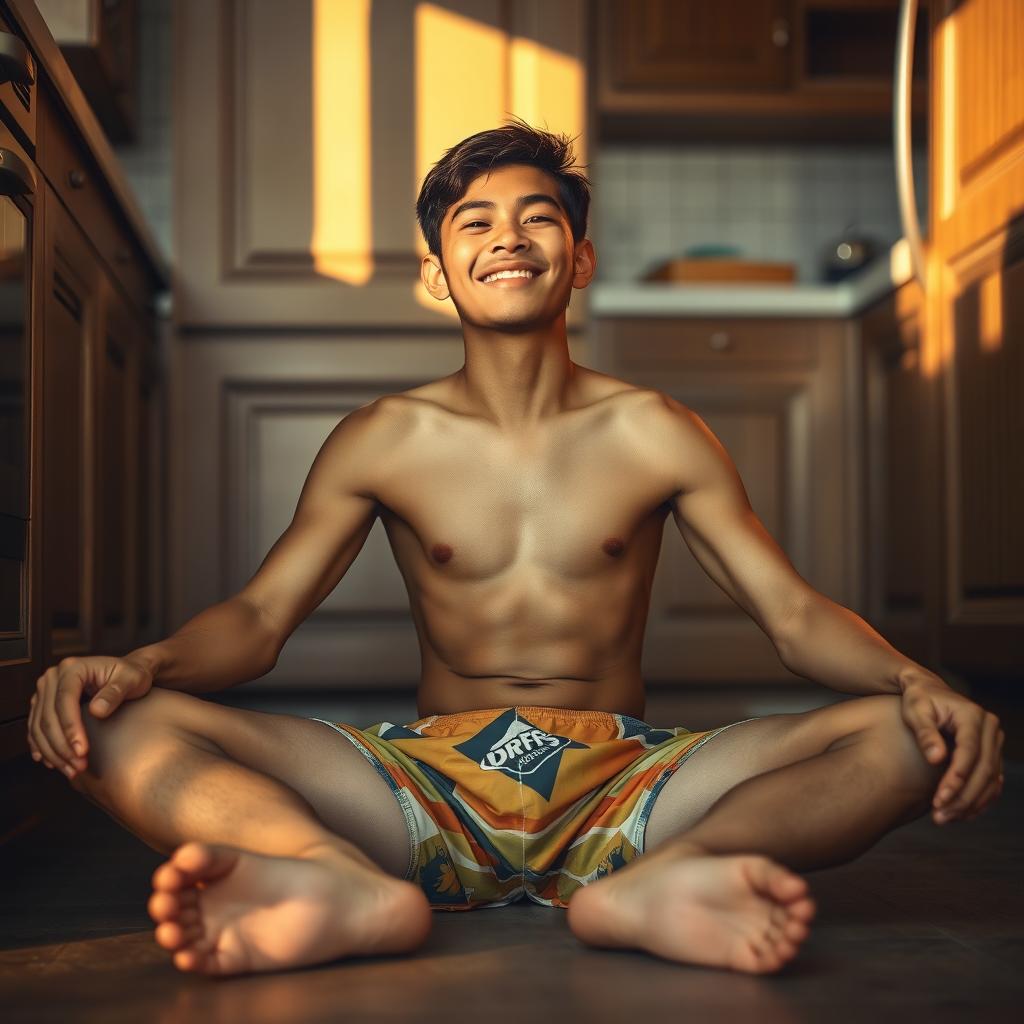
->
<box><xmin>408</xmin><ymin>705</ymin><xmax>646</xmax><ymax>729</ymax></box>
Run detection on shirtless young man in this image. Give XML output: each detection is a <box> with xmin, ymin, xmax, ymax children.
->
<box><xmin>28</xmin><ymin>120</ymin><xmax>1005</xmax><ymax>979</ymax></box>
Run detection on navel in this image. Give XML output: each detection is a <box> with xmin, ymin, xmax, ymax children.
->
<box><xmin>602</xmin><ymin>536</ymin><xmax>625</xmax><ymax>557</ymax></box>
<box><xmin>431</xmin><ymin>542</ymin><xmax>454</xmax><ymax>564</ymax></box>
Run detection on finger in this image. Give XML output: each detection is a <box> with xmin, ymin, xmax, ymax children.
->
<box><xmin>964</xmin><ymin>773</ymin><xmax>1002</xmax><ymax>820</ymax></box>
<box><xmin>56</xmin><ymin>676</ymin><xmax>89</xmax><ymax>766</ymax></box>
<box><xmin>89</xmin><ymin>682</ymin><xmax>122</xmax><ymax>717</ymax></box>
<box><xmin>940</xmin><ymin>713</ymin><xmax>998</xmax><ymax>820</ymax></box>
<box><xmin>902</xmin><ymin>692</ymin><xmax>947</xmax><ymax>763</ymax></box>
<box><xmin>969</xmin><ymin>734</ymin><xmax>1005</xmax><ymax>818</ymax></box>
<box><xmin>27</xmin><ymin>691</ymin><xmax>41</xmax><ymax>761</ymax></box>
<box><xmin>39</xmin><ymin>672</ymin><xmax>79</xmax><ymax>774</ymax></box>
<box><xmin>934</xmin><ymin>712</ymin><xmax>985</xmax><ymax>809</ymax></box>
<box><xmin>33</xmin><ymin>679</ymin><xmax>65</xmax><ymax>772</ymax></box>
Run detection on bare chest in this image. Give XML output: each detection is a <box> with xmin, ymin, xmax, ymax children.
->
<box><xmin>374</xmin><ymin>407</ymin><xmax>673</xmax><ymax>581</ymax></box>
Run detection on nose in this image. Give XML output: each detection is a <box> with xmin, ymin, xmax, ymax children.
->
<box><xmin>491</xmin><ymin>220</ymin><xmax>530</xmax><ymax>254</ymax></box>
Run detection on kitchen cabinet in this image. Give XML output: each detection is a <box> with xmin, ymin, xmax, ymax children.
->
<box><xmin>925</xmin><ymin>0</ymin><xmax>1024</xmax><ymax>678</ymax></box>
<box><xmin>35</xmin><ymin>0</ymin><xmax>139</xmax><ymax>142</ymax></box>
<box><xmin>593</xmin><ymin>315</ymin><xmax>860</xmax><ymax>684</ymax></box>
<box><xmin>593</xmin><ymin>0</ymin><xmax>929</xmax><ymax>143</ymax></box>
<box><xmin>0</xmin><ymin>2</ymin><xmax>168</xmax><ymax>799</ymax></box>
<box><xmin>859</xmin><ymin>276</ymin><xmax>932</xmax><ymax>670</ymax></box>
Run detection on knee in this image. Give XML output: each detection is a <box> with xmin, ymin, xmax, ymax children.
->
<box><xmin>856</xmin><ymin>694</ymin><xmax>947</xmax><ymax>805</ymax></box>
<box><xmin>76</xmin><ymin>687</ymin><xmax>208</xmax><ymax>786</ymax></box>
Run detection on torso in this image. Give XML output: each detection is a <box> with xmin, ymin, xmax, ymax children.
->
<box><xmin>368</xmin><ymin>368</ymin><xmax>680</xmax><ymax>720</ymax></box>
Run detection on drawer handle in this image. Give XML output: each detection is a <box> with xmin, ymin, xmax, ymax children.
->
<box><xmin>0</xmin><ymin>146</ymin><xmax>35</xmax><ymax>196</ymax></box>
<box><xmin>709</xmin><ymin>331</ymin><xmax>733</xmax><ymax>352</ymax></box>
<box><xmin>68</xmin><ymin>168</ymin><xmax>86</xmax><ymax>189</ymax></box>
<box><xmin>0</xmin><ymin>33</ymin><xmax>35</xmax><ymax>87</ymax></box>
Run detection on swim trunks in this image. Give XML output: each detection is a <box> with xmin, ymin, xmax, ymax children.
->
<box><xmin>309</xmin><ymin>705</ymin><xmax>755</xmax><ymax>910</ymax></box>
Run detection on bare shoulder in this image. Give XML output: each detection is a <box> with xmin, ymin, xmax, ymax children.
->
<box><xmin>314</xmin><ymin>395</ymin><xmax>422</xmax><ymax>500</ymax></box>
<box><xmin>617</xmin><ymin>388</ymin><xmax>729</xmax><ymax>491</ymax></box>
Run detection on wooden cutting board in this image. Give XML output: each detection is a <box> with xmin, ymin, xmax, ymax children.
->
<box><xmin>643</xmin><ymin>259</ymin><xmax>797</xmax><ymax>284</ymax></box>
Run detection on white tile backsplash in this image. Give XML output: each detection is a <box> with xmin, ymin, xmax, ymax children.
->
<box><xmin>593</xmin><ymin>143</ymin><xmax>929</xmax><ymax>284</ymax></box>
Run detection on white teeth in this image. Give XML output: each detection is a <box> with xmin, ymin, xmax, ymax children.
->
<box><xmin>482</xmin><ymin>269</ymin><xmax>536</xmax><ymax>283</ymax></box>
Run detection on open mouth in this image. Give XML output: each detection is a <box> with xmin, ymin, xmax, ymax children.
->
<box><xmin>478</xmin><ymin>269</ymin><xmax>543</xmax><ymax>286</ymax></box>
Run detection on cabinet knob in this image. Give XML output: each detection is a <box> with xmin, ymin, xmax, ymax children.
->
<box><xmin>68</xmin><ymin>168</ymin><xmax>86</xmax><ymax>189</ymax></box>
<box><xmin>771</xmin><ymin>18</ymin><xmax>790</xmax><ymax>48</ymax></box>
<box><xmin>709</xmin><ymin>331</ymin><xmax>732</xmax><ymax>352</ymax></box>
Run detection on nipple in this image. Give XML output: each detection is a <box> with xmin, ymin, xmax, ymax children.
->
<box><xmin>431</xmin><ymin>543</ymin><xmax>454</xmax><ymax>564</ymax></box>
<box><xmin>602</xmin><ymin>536</ymin><xmax>625</xmax><ymax>557</ymax></box>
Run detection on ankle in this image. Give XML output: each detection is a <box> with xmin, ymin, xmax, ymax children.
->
<box><xmin>293</xmin><ymin>836</ymin><xmax>379</xmax><ymax>872</ymax></box>
<box><xmin>656</xmin><ymin>836</ymin><xmax>713</xmax><ymax>860</ymax></box>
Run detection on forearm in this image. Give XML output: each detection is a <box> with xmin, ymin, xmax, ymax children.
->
<box><xmin>773</xmin><ymin>593</ymin><xmax>942</xmax><ymax>696</ymax></box>
<box><xmin>123</xmin><ymin>596</ymin><xmax>280</xmax><ymax>694</ymax></box>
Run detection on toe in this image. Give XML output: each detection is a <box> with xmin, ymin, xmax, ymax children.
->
<box><xmin>171</xmin><ymin>841</ymin><xmax>239</xmax><ymax>886</ymax></box>
<box><xmin>789</xmin><ymin>896</ymin><xmax>817</xmax><ymax>922</ymax></box>
<box><xmin>151</xmin><ymin>862</ymin><xmax>187</xmax><ymax>892</ymax></box>
<box><xmin>155</xmin><ymin>920</ymin><xmax>187</xmax><ymax>949</ymax></box>
<box><xmin>148</xmin><ymin>890</ymin><xmax>180</xmax><ymax>922</ymax></box>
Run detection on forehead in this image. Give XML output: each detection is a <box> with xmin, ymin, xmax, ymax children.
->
<box><xmin>459</xmin><ymin>163</ymin><xmax>560</xmax><ymax>200</ymax></box>
<box><xmin>440</xmin><ymin>165</ymin><xmax>565</xmax><ymax>252</ymax></box>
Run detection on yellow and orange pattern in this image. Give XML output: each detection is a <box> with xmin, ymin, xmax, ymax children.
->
<box><xmin>312</xmin><ymin>705</ymin><xmax>751</xmax><ymax>910</ymax></box>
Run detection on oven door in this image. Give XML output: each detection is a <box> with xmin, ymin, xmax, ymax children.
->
<box><xmin>0</xmin><ymin>118</ymin><xmax>35</xmax><ymax>661</ymax></box>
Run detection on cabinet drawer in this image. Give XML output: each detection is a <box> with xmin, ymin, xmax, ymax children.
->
<box><xmin>37</xmin><ymin>83</ymin><xmax>150</xmax><ymax>314</ymax></box>
<box><xmin>604</xmin><ymin>318</ymin><xmax>819</xmax><ymax>370</ymax></box>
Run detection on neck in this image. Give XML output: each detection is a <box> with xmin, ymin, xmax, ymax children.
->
<box><xmin>457</xmin><ymin>314</ymin><xmax>576</xmax><ymax>431</ymax></box>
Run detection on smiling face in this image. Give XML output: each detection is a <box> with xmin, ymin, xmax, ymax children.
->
<box><xmin>420</xmin><ymin>164</ymin><xmax>596</xmax><ymax>332</ymax></box>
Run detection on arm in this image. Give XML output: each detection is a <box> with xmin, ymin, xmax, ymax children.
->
<box><xmin>126</xmin><ymin>399</ymin><xmax>389</xmax><ymax>693</ymax></box>
<box><xmin>650</xmin><ymin>393</ymin><xmax>929</xmax><ymax>696</ymax></box>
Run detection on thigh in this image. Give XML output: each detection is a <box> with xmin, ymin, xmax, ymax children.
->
<box><xmin>642</xmin><ymin>694</ymin><xmax>908</xmax><ymax>851</ymax></box>
<box><xmin>84</xmin><ymin>688</ymin><xmax>413</xmax><ymax>878</ymax></box>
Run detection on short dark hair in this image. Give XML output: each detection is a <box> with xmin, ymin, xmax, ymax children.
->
<box><xmin>415</xmin><ymin>116</ymin><xmax>591</xmax><ymax>260</ymax></box>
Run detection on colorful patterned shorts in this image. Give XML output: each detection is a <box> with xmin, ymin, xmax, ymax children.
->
<box><xmin>310</xmin><ymin>705</ymin><xmax>754</xmax><ymax>910</ymax></box>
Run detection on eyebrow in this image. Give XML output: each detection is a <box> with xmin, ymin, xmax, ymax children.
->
<box><xmin>448</xmin><ymin>193</ymin><xmax>564</xmax><ymax>223</ymax></box>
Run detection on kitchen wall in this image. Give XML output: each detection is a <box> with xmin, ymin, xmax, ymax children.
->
<box><xmin>111</xmin><ymin>1</ymin><xmax>929</xmax><ymax>291</ymax></box>
<box><xmin>592</xmin><ymin>142</ymin><xmax>929</xmax><ymax>285</ymax></box>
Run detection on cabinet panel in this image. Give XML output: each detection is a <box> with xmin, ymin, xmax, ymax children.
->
<box><xmin>42</xmin><ymin>182</ymin><xmax>98</xmax><ymax>661</ymax></box>
<box><xmin>860</xmin><ymin>282</ymin><xmax>931</xmax><ymax>668</ymax></box>
<box><xmin>595</xmin><ymin>316</ymin><xmax>856</xmax><ymax>683</ymax></box>
<box><xmin>603</xmin><ymin>0</ymin><xmax>791</xmax><ymax>93</ymax></box>
<box><xmin>96</xmin><ymin>277</ymin><xmax>141</xmax><ymax>654</ymax></box>
<box><xmin>930</xmin><ymin>0</ymin><xmax>1024</xmax><ymax>676</ymax></box>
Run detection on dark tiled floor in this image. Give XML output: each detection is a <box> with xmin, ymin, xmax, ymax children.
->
<box><xmin>2</xmin><ymin>687</ymin><xmax>1022</xmax><ymax>1022</ymax></box>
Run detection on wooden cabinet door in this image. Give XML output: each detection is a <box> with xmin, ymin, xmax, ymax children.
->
<box><xmin>596</xmin><ymin>317</ymin><xmax>857</xmax><ymax>684</ymax></box>
<box><xmin>95</xmin><ymin>274</ymin><xmax>144</xmax><ymax>656</ymax></box>
<box><xmin>40</xmin><ymin>182</ymin><xmax>102</xmax><ymax>665</ymax></box>
<box><xmin>928</xmin><ymin>0</ymin><xmax>1024</xmax><ymax>676</ymax></box>
<box><xmin>597</xmin><ymin>0</ymin><xmax>792</xmax><ymax>94</ymax></box>
<box><xmin>860</xmin><ymin>281</ymin><xmax>932</xmax><ymax>669</ymax></box>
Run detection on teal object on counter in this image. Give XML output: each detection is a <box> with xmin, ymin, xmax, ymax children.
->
<box><xmin>682</xmin><ymin>244</ymin><xmax>743</xmax><ymax>259</ymax></box>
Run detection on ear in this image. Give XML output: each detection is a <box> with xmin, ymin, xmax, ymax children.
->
<box><xmin>571</xmin><ymin>238</ymin><xmax>597</xmax><ymax>289</ymax></box>
<box><xmin>421</xmin><ymin>253</ymin><xmax>450</xmax><ymax>301</ymax></box>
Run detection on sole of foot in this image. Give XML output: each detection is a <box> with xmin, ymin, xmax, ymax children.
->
<box><xmin>147</xmin><ymin>839</ymin><xmax>431</xmax><ymax>976</ymax></box>
<box><xmin>566</xmin><ymin>846</ymin><xmax>816</xmax><ymax>974</ymax></box>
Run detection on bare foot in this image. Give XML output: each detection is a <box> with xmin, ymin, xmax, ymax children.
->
<box><xmin>566</xmin><ymin>840</ymin><xmax>816</xmax><ymax>973</ymax></box>
<box><xmin>146</xmin><ymin>839</ymin><xmax>431</xmax><ymax>976</ymax></box>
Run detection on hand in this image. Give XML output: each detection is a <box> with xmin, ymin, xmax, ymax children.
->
<box><xmin>27</xmin><ymin>655</ymin><xmax>155</xmax><ymax>780</ymax></box>
<box><xmin>899</xmin><ymin>674</ymin><xmax>1005</xmax><ymax>824</ymax></box>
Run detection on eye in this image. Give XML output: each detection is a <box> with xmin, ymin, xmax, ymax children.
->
<box><xmin>464</xmin><ymin>221</ymin><xmax>487</xmax><ymax>228</ymax></box>
<box><xmin>527</xmin><ymin>215</ymin><xmax>551</xmax><ymax>222</ymax></box>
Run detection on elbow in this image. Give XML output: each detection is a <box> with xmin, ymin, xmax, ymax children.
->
<box><xmin>770</xmin><ymin>591</ymin><xmax>815</xmax><ymax>666</ymax></box>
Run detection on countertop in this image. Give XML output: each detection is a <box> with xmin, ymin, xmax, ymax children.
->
<box><xmin>6</xmin><ymin>0</ymin><xmax>170</xmax><ymax>288</ymax></box>
<box><xmin>589</xmin><ymin>238</ymin><xmax>916</xmax><ymax>319</ymax></box>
